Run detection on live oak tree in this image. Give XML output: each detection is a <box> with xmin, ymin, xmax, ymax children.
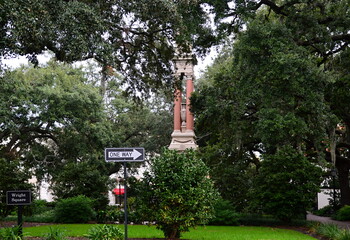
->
<box><xmin>0</xmin><ymin>62</ymin><xmax>116</xmax><ymax>210</ymax></box>
<box><xmin>103</xmin><ymin>79</ymin><xmax>173</xmax><ymax>158</ymax></box>
<box><xmin>0</xmin><ymin>61</ymin><xmax>173</xmax><ymax>212</ymax></box>
<box><xmin>0</xmin><ymin>62</ymin><xmax>112</xmax><ymax>161</ymax></box>
<box><xmin>192</xmin><ymin>0</ymin><xmax>350</xmax><ymax>209</ymax></box>
<box><xmin>323</xmin><ymin>48</ymin><xmax>350</xmax><ymax>206</ymax></box>
<box><xmin>0</xmin><ymin>0</ymin><xmax>214</xmax><ymax>98</ymax></box>
<box><xmin>191</xmin><ymin>19</ymin><xmax>330</xmax><ymax>218</ymax></box>
<box><xmin>0</xmin><ymin>0</ymin><xmax>208</xmax><ymax>215</ymax></box>
<box><xmin>205</xmin><ymin>0</ymin><xmax>350</xmax><ymax>59</ymax></box>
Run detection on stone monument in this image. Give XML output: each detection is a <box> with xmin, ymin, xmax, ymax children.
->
<box><xmin>169</xmin><ymin>53</ymin><xmax>198</xmax><ymax>151</ymax></box>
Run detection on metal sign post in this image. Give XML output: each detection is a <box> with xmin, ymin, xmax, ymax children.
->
<box><xmin>6</xmin><ymin>190</ymin><xmax>32</xmax><ymax>236</ymax></box>
<box><xmin>123</xmin><ymin>162</ymin><xmax>128</xmax><ymax>240</ymax></box>
<box><xmin>105</xmin><ymin>148</ymin><xmax>145</xmax><ymax>240</ymax></box>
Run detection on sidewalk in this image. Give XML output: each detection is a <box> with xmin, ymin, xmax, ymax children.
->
<box><xmin>307</xmin><ymin>213</ymin><xmax>350</xmax><ymax>229</ymax></box>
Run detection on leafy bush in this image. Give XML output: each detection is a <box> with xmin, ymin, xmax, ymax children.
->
<box><xmin>313</xmin><ymin>205</ymin><xmax>334</xmax><ymax>217</ymax></box>
<box><xmin>338</xmin><ymin>230</ymin><xmax>350</xmax><ymax>240</ymax></box>
<box><xmin>336</xmin><ymin>205</ymin><xmax>350</xmax><ymax>221</ymax></box>
<box><xmin>0</xmin><ymin>226</ymin><xmax>23</xmax><ymax>240</ymax></box>
<box><xmin>85</xmin><ymin>225</ymin><xmax>123</xmax><ymax>240</ymax></box>
<box><xmin>95</xmin><ymin>207</ymin><xmax>125</xmax><ymax>223</ymax></box>
<box><xmin>316</xmin><ymin>223</ymin><xmax>341</xmax><ymax>239</ymax></box>
<box><xmin>107</xmin><ymin>208</ymin><xmax>124</xmax><ymax>222</ymax></box>
<box><xmin>33</xmin><ymin>200</ymin><xmax>53</xmax><ymax>215</ymax></box>
<box><xmin>96</xmin><ymin>210</ymin><xmax>108</xmax><ymax>223</ymax></box>
<box><xmin>54</xmin><ymin>195</ymin><xmax>95</xmax><ymax>223</ymax></box>
<box><xmin>4</xmin><ymin>210</ymin><xmax>55</xmax><ymax>223</ymax></box>
<box><xmin>26</xmin><ymin>210</ymin><xmax>55</xmax><ymax>223</ymax></box>
<box><xmin>42</xmin><ymin>227</ymin><xmax>68</xmax><ymax>240</ymax></box>
<box><xmin>253</xmin><ymin>146</ymin><xmax>322</xmax><ymax>222</ymax></box>
<box><xmin>23</xmin><ymin>200</ymin><xmax>52</xmax><ymax>216</ymax></box>
<box><xmin>238</xmin><ymin>214</ymin><xmax>307</xmax><ymax>227</ymax></box>
<box><xmin>314</xmin><ymin>223</ymin><xmax>350</xmax><ymax>240</ymax></box>
<box><xmin>208</xmin><ymin>199</ymin><xmax>239</xmax><ymax>226</ymax></box>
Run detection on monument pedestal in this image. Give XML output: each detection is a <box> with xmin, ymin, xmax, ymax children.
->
<box><xmin>169</xmin><ymin>130</ymin><xmax>198</xmax><ymax>151</ymax></box>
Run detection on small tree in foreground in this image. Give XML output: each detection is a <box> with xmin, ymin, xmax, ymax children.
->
<box><xmin>137</xmin><ymin>149</ymin><xmax>218</xmax><ymax>239</ymax></box>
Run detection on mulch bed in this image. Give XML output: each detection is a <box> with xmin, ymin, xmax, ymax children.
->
<box><xmin>0</xmin><ymin>221</ymin><xmax>52</xmax><ymax>228</ymax></box>
<box><xmin>25</xmin><ymin>238</ymin><xmax>186</xmax><ymax>240</ymax></box>
<box><xmin>0</xmin><ymin>222</ymin><xmax>328</xmax><ymax>240</ymax></box>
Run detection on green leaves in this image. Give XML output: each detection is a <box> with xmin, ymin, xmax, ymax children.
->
<box><xmin>0</xmin><ymin>158</ymin><xmax>34</xmax><ymax>217</ymax></box>
<box><xmin>256</xmin><ymin>109</ymin><xmax>309</xmax><ymax>148</ymax></box>
<box><xmin>137</xmin><ymin>149</ymin><xmax>218</xmax><ymax>239</ymax></box>
<box><xmin>253</xmin><ymin>146</ymin><xmax>323</xmax><ymax>222</ymax></box>
<box><xmin>0</xmin><ymin>0</ymin><xmax>214</xmax><ymax>97</ymax></box>
<box><xmin>54</xmin><ymin>195</ymin><xmax>95</xmax><ymax>223</ymax></box>
<box><xmin>0</xmin><ymin>61</ymin><xmax>174</xmax><ymax>214</ymax></box>
<box><xmin>85</xmin><ymin>225</ymin><xmax>124</xmax><ymax>240</ymax></box>
<box><xmin>0</xmin><ymin>62</ymin><xmax>117</xmax><ymax>213</ymax></box>
<box><xmin>191</xmin><ymin>4</ymin><xmax>340</xmax><ymax>213</ymax></box>
<box><xmin>0</xmin><ymin>62</ymin><xmax>107</xmax><ymax>159</ymax></box>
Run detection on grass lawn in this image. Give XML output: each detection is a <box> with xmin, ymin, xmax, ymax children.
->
<box><xmin>23</xmin><ymin>224</ymin><xmax>317</xmax><ymax>240</ymax></box>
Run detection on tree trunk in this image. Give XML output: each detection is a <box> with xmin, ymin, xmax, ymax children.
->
<box><xmin>164</xmin><ymin>225</ymin><xmax>180</xmax><ymax>240</ymax></box>
<box><xmin>100</xmin><ymin>65</ymin><xmax>108</xmax><ymax>98</ymax></box>
<box><xmin>168</xmin><ymin>229</ymin><xmax>180</xmax><ymax>239</ymax></box>
<box><xmin>336</xmin><ymin>162</ymin><xmax>350</xmax><ymax>206</ymax></box>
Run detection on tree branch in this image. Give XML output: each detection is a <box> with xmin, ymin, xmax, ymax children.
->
<box><xmin>255</xmin><ymin>0</ymin><xmax>287</xmax><ymax>16</ymax></box>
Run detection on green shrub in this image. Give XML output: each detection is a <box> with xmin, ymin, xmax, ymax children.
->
<box><xmin>106</xmin><ymin>208</ymin><xmax>123</xmax><ymax>222</ymax></box>
<box><xmin>208</xmin><ymin>199</ymin><xmax>239</xmax><ymax>226</ymax></box>
<box><xmin>338</xmin><ymin>230</ymin><xmax>350</xmax><ymax>240</ymax></box>
<box><xmin>313</xmin><ymin>205</ymin><xmax>334</xmax><ymax>217</ymax></box>
<box><xmin>54</xmin><ymin>195</ymin><xmax>95</xmax><ymax>223</ymax></box>
<box><xmin>23</xmin><ymin>200</ymin><xmax>51</xmax><ymax>216</ymax></box>
<box><xmin>253</xmin><ymin>146</ymin><xmax>323</xmax><ymax>222</ymax></box>
<box><xmin>85</xmin><ymin>224</ymin><xmax>123</xmax><ymax>240</ymax></box>
<box><xmin>0</xmin><ymin>226</ymin><xmax>23</xmax><ymax>240</ymax></box>
<box><xmin>95</xmin><ymin>206</ymin><xmax>124</xmax><ymax>223</ymax></box>
<box><xmin>315</xmin><ymin>224</ymin><xmax>350</xmax><ymax>240</ymax></box>
<box><xmin>316</xmin><ymin>223</ymin><xmax>341</xmax><ymax>239</ymax></box>
<box><xmin>42</xmin><ymin>227</ymin><xmax>68</xmax><ymax>240</ymax></box>
<box><xmin>4</xmin><ymin>210</ymin><xmax>55</xmax><ymax>223</ymax></box>
<box><xmin>238</xmin><ymin>214</ymin><xmax>308</xmax><ymax>226</ymax></box>
<box><xmin>33</xmin><ymin>200</ymin><xmax>53</xmax><ymax>215</ymax></box>
<box><xmin>336</xmin><ymin>206</ymin><xmax>350</xmax><ymax>221</ymax></box>
<box><xmin>26</xmin><ymin>210</ymin><xmax>55</xmax><ymax>223</ymax></box>
<box><xmin>96</xmin><ymin>210</ymin><xmax>108</xmax><ymax>223</ymax></box>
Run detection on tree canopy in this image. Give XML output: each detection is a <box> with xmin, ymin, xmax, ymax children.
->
<box><xmin>0</xmin><ymin>61</ymin><xmax>110</xmax><ymax>162</ymax></box>
<box><xmin>0</xmin><ymin>0</ymin><xmax>215</xmax><ymax>98</ymax></box>
<box><xmin>0</xmin><ymin>61</ymin><xmax>172</xmax><ymax>212</ymax></box>
<box><xmin>191</xmin><ymin>0</ymin><xmax>350</xmax><ymax>214</ymax></box>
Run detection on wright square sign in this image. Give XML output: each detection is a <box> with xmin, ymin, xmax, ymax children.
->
<box><xmin>6</xmin><ymin>190</ymin><xmax>32</xmax><ymax>205</ymax></box>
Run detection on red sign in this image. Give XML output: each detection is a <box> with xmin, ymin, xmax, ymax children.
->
<box><xmin>113</xmin><ymin>188</ymin><xmax>125</xmax><ymax>195</ymax></box>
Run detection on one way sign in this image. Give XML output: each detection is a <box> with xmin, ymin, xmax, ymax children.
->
<box><xmin>105</xmin><ymin>148</ymin><xmax>145</xmax><ymax>162</ymax></box>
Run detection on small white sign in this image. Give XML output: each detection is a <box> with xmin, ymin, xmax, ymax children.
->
<box><xmin>105</xmin><ymin>148</ymin><xmax>145</xmax><ymax>162</ymax></box>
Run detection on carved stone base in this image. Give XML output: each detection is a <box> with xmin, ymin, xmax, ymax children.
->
<box><xmin>168</xmin><ymin>130</ymin><xmax>198</xmax><ymax>151</ymax></box>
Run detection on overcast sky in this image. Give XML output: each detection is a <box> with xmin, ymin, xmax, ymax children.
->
<box><xmin>2</xmin><ymin>49</ymin><xmax>217</xmax><ymax>79</ymax></box>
